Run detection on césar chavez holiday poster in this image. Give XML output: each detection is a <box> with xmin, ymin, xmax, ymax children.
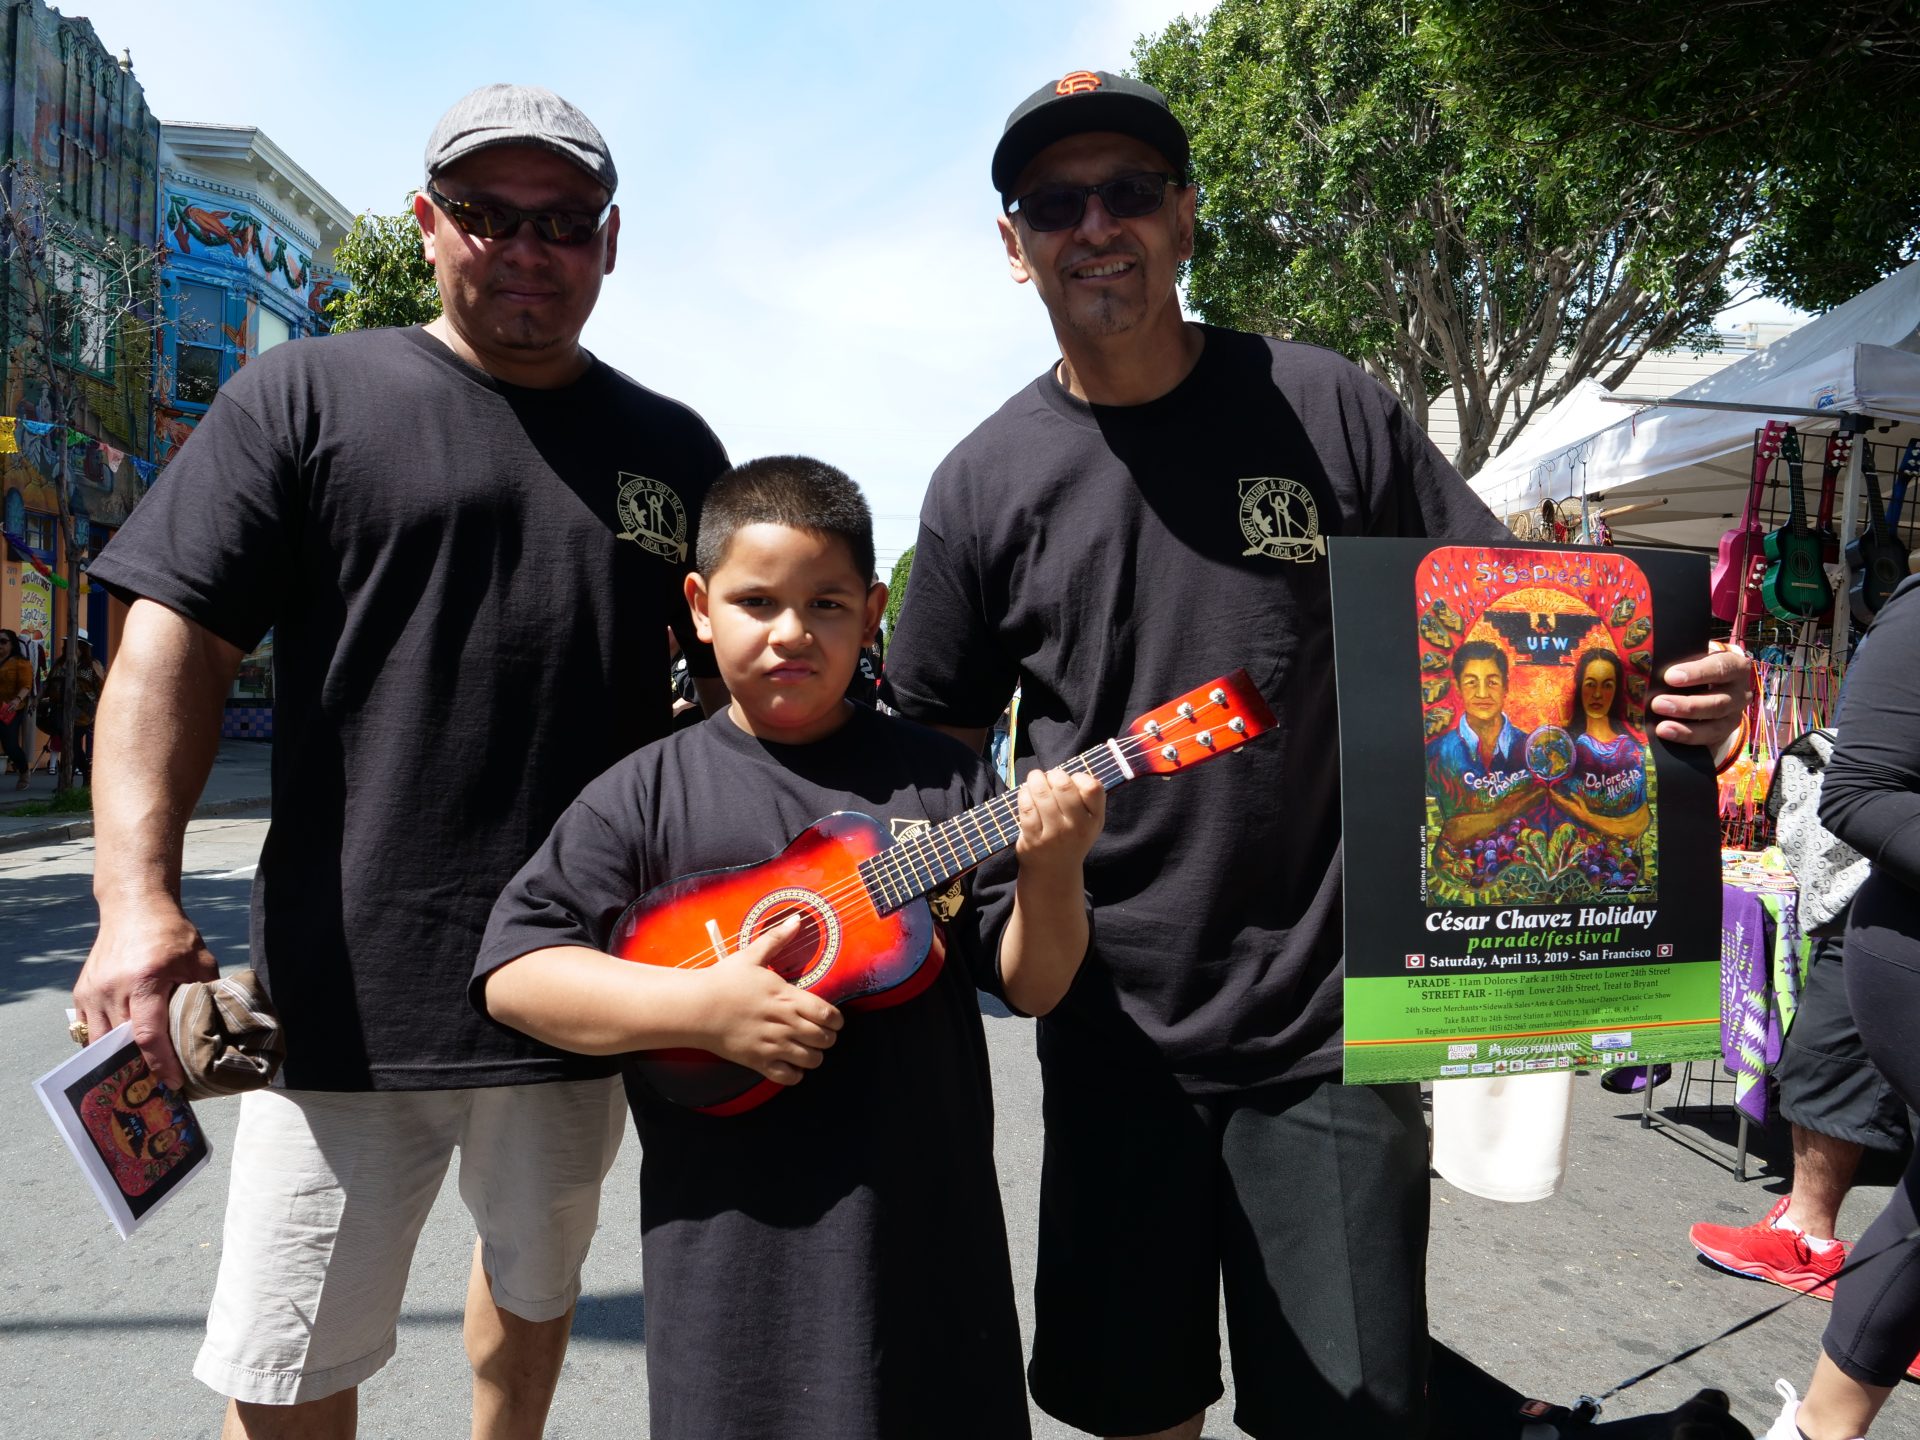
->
<box><xmin>1329</xmin><ymin>539</ymin><xmax>1721</xmax><ymax>1085</ymax></box>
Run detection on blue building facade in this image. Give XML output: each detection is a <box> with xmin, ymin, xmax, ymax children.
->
<box><xmin>157</xmin><ymin>123</ymin><xmax>349</xmax><ymax>456</ymax></box>
<box><xmin>158</xmin><ymin>124</ymin><xmax>350</xmax><ymax>735</ymax></box>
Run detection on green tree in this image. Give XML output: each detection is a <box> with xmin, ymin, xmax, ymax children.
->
<box><xmin>884</xmin><ymin>545</ymin><xmax>914</xmax><ymax>640</ymax></box>
<box><xmin>1421</xmin><ymin>0</ymin><xmax>1920</xmax><ymax>313</ymax></box>
<box><xmin>325</xmin><ymin>199</ymin><xmax>440</xmax><ymax>332</ymax></box>
<box><xmin>1134</xmin><ymin>0</ymin><xmax>1920</xmax><ymax>477</ymax></box>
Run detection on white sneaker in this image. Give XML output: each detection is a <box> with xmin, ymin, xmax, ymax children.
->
<box><xmin>1764</xmin><ymin>1380</ymin><xmax>1803</xmax><ymax>1440</ymax></box>
<box><xmin>1766</xmin><ymin>1376</ymin><xmax>1871</xmax><ymax>1440</ymax></box>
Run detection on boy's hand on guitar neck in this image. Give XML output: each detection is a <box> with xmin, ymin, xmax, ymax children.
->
<box><xmin>1002</xmin><ymin>768</ymin><xmax>1108</xmax><ymax>1018</ymax></box>
<box><xmin>699</xmin><ymin>914</ymin><xmax>844</xmax><ymax>1088</ymax></box>
<box><xmin>1012</xmin><ymin>767</ymin><xmax>1107</xmax><ymax>880</ymax></box>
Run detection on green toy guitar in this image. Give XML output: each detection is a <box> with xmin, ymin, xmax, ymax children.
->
<box><xmin>1761</xmin><ymin>428</ymin><xmax>1834</xmax><ymax>623</ymax></box>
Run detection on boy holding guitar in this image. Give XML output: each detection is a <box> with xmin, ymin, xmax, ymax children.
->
<box><xmin>470</xmin><ymin>456</ymin><xmax>1105</xmax><ymax>1438</ymax></box>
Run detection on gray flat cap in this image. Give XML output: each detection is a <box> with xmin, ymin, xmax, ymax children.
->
<box><xmin>425</xmin><ymin>84</ymin><xmax>617</xmax><ymax>195</ymax></box>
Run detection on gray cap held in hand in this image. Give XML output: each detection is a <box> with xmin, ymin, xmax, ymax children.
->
<box><xmin>425</xmin><ymin>84</ymin><xmax>617</xmax><ymax>195</ymax></box>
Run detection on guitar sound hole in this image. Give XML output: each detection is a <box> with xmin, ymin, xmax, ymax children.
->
<box><xmin>755</xmin><ymin>904</ymin><xmax>829</xmax><ymax>985</ymax></box>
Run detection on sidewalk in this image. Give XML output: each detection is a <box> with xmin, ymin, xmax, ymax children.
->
<box><xmin>0</xmin><ymin>738</ymin><xmax>272</xmax><ymax>852</ymax></box>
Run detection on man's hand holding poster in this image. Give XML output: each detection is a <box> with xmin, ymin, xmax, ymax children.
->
<box><xmin>1331</xmin><ymin>540</ymin><xmax>1721</xmax><ymax>1085</ymax></box>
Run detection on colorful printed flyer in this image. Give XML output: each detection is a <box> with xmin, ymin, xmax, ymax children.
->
<box><xmin>34</xmin><ymin>1021</ymin><xmax>211</xmax><ymax>1237</ymax></box>
<box><xmin>1330</xmin><ymin>539</ymin><xmax>1722</xmax><ymax>1085</ymax></box>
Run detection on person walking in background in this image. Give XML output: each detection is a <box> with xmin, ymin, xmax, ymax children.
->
<box><xmin>0</xmin><ymin>628</ymin><xmax>32</xmax><ymax>789</ymax></box>
<box><xmin>73</xmin><ymin>83</ymin><xmax>726</xmax><ymax>1440</ymax></box>
<box><xmin>1766</xmin><ymin>571</ymin><xmax>1920</xmax><ymax>1439</ymax></box>
<box><xmin>43</xmin><ymin>637</ymin><xmax>104</xmax><ymax>785</ymax></box>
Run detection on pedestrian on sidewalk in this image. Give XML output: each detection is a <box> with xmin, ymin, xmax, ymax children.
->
<box><xmin>1688</xmin><ymin>932</ymin><xmax>1913</xmax><ymax>1314</ymax></box>
<box><xmin>73</xmin><ymin>83</ymin><xmax>727</xmax><ymax>1440</ymax></box>
<box><xmin>42</xmin><ymin>638</ymin><xmax>103</xmax><ymax>785</ymax></box>
<box><xmin>0</xmin><ymin>628</ymin><xmax>31</xmax><ymax>789</ymax></box>
<box><xmin>1765</xmin><ymin>573</ymin><xmax>1920</xmax><ymax>1439</ymax></box>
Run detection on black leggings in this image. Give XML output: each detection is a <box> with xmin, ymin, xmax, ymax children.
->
<box><xmin>1824</xmin><ymin>875</ymin><xmax>1920</xmax><ymax>1386</ymax></box>
<box><xmin>0</xmin><ymin>712</ymin><xmax>26</xmax><ymax>775</ymax></box>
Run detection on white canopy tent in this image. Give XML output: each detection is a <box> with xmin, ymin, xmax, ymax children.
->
<box><xmin>1470</xmin><ymin>260</ymin><xmax>1920</xmax><ymax>553</ymax></box>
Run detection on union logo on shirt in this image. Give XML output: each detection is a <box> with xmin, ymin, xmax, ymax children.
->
<box><xmin>1238</xmin><ymin>475</ymin><xmax>1326</xmax><ymax>563</ymax></box>
<box><xmin>889</xmin><ymin>817</ymin><xmax>965</xmax><ymax>921</ymax></box>
<box><xmin>615</xmin><ymin>473</ymin><xmax>688</xmax><ymax>562</ymax></box>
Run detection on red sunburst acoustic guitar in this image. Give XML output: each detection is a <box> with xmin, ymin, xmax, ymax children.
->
<box><xmin>613</xmin><ymin>671</ymin><xmax>1276</xmax><ymax>1114</ymax></box>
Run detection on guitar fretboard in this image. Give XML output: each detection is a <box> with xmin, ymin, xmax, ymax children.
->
<box><xmin>858</xmin><ymin>743</ymin><xmax>1129</xmax><ymax>916</ymax></box>
<box><xmin>1863</xmin><ymin>454</ymin><xmax>1894</xmax><ymax>544</ymax></box>
<box><xmin>1783</xmin><ymin>436</ymin><xmax>1807</xmax><ymax>529</ymax></box>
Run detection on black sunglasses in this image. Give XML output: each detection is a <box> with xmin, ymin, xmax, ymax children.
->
<box><xmin>425</xmin><ymin>184</ymin><xmax>611</xmax><ymax>246</ymax></box>
<box><xmin>1006</xmin><ymin>172</ymin><xmax>1180</xmax><ymax>232</ymax></box>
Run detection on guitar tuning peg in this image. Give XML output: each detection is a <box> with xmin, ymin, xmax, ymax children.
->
<box><xmin>1160</xmin><ymin>744</ymin><xmax>1179</xmax><ymax>763</ymax></box>
<box><xmin>1208</xmin><ymin>688</ymin><xmax>1226</xmax><ymax>707</ymax></box>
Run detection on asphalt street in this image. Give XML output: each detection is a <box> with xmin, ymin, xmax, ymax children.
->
<box><xmin>2</xmin><ymin>815</ymin><xmax>1913</xmax><ymax>1438</ymax></box>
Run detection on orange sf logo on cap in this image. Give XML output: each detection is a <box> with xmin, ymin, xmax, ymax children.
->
<box><xmin>1055</xmin><ymin>71</ymin><xmax>1102</xmax><ymax>96</ymax></box>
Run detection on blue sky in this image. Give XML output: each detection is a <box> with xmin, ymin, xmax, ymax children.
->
<box><xmin>77</xmin><ymin>0</ymin><xmax>1217</xmax><ymax>571</ymax></box>
<box><xmin>78</xmin><ymin>0</ymin><xmax>1803</xmax><ymax>572</ymax></box>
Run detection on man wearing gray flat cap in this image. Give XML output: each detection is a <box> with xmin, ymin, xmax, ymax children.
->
<box><xmin>78</xmin><ymin>83</ymin><xmax>728</xmax><ymax>1438</ymax></box>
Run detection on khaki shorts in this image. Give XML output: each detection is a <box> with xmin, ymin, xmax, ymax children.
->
<box><xmin>193</xmin><ymin>1077</ymin><xmax>626</xmax><ymax>1406</ymax></box>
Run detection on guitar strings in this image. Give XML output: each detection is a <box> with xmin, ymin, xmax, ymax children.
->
<box><xmin>629</xmin><ymin>709</ymin><xmax>1249</xmax><ymax>975</ymax></box>
<box><xmin>643</xmin><ymin>726</ymin><xmax>1176</xmax><ymax>972</ymax></box>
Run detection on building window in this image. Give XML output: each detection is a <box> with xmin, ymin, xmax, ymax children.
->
<box><xmin>256</xmin><ymin>307</ymin><xmax>291</xmax><ymax>354</ymax></box>
<box><xmin>50</xmin><ymin>248</ymin><xmax>114</xmax><ymax>374</ymax></box>
<box><xmin>22</xmin><ymin>510</ymin><xmax>56</xmax><ymax>553</ymax></box>
<box><xmin>175</xmin><ymin>281</ymin><xmax>226</xmax><ymax>405</ymax></box>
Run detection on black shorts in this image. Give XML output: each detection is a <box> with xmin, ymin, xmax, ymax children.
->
<box><xmin>1776</xmin><ymin>934</ymin><xmax>1914</xmax><ymax>1154</ymax></box>
<box><xmin>1026</xmin><ymin>1022</ymin><xmax>1430</xmax><ymax>1440</ymax></box>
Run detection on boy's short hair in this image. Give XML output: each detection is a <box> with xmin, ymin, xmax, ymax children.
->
<box><xmin>696</xmin><ymin>455</ymin><xmax>876</xmax><ymax>583</ymax></box>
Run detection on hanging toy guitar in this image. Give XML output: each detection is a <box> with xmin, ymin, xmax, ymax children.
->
<box><xmin>1760</xmin><ymin>427</ymin><xmax>1835</xmax><ymax>624</ymax></box>
<box><xmin>1847</xmin><ymin>441</ymin><xmax>1909</xmax><ymax>622</ymax></box>
<box><xmin>614</xmin><ymin>671</ymin><xmax>1276</xmax><ymax>1114</ymax></box>
<box><xmin>1709</xmin><ymin>420</ymin><xmax>1786</xmax><ymax>624</ymax></box>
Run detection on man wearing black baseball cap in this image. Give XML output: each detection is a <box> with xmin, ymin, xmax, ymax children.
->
<box><xmin>79</xmin><ymin>83</ymin><xmax>726</xmax><ymax>1438</ymax></box>
<box><xmin>882</xmin><ymin>69</ymin><xmax>1754</xmax><ymax>1440</ymax></box>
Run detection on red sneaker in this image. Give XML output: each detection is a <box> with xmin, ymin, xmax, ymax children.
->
<box><xmin>1689</xmin><ymin>1195</ymin><xmax>1848</xmax><ymax>1299</ymax></box>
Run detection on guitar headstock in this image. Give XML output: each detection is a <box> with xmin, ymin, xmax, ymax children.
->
<box><xmin>1781</xmin><ymin>425</ymin><xmax>1803</xmax><ymax>470</ymax></box>
<box><xmin>1756</xmin><ymin>419</ymin><xmax>1787</xmax><ymax>467</ymax></box>
<box><xmin>1898</xmin><ymin>439</ymin><xmax>1920</xmax><ymax>483</ymax></box>
<box><xmin>1124</xmin><ymin>670</ymin><xmax>1275</xmax><ymax>777</ymax></box>
<box><xmin>1823</xmin><ymin>431</ymin><xmax>1854</xmax><ymax>476</ymax></box>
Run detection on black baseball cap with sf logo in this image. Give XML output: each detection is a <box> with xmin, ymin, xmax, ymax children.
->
<box><xmin>991</xmin><ymin>69</ymin><xmax>1191</xmax><ymax>202</ymax></box>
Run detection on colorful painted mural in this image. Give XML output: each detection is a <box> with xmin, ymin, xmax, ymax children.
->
<box><xmin>166</xmin><ymin>194</ymin><xmax>325</xmax><ymax>305</ymax></box>
<box><xmin>0</xmin><ymin>0</ymin><xmax>163</xmax><ymax>654</ymax></box>
<box><xmin>157</xmin><ymin>125</ymin><xmax>349</xmax><ymax>470</ymax></box>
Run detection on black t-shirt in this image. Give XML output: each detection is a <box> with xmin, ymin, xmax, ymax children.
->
<box><xmin>90</xmin><ymin>327</ymin><xmax>726</xmax><ymax>1090</ymax></box>
<box><xmin>474</xmin><ymin>705</ymin><xmax>1029</xmax><ymax>1439</ymax></box>
<box><xmin>1826</xmin><ymin>573</ymin><xmax>1920</xmax><ymax>966</ymax></box>
<box><xmin>882</xmin><ymin>325</ymin><xmax>1509</xmax><ymax>1092</ymax></box>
